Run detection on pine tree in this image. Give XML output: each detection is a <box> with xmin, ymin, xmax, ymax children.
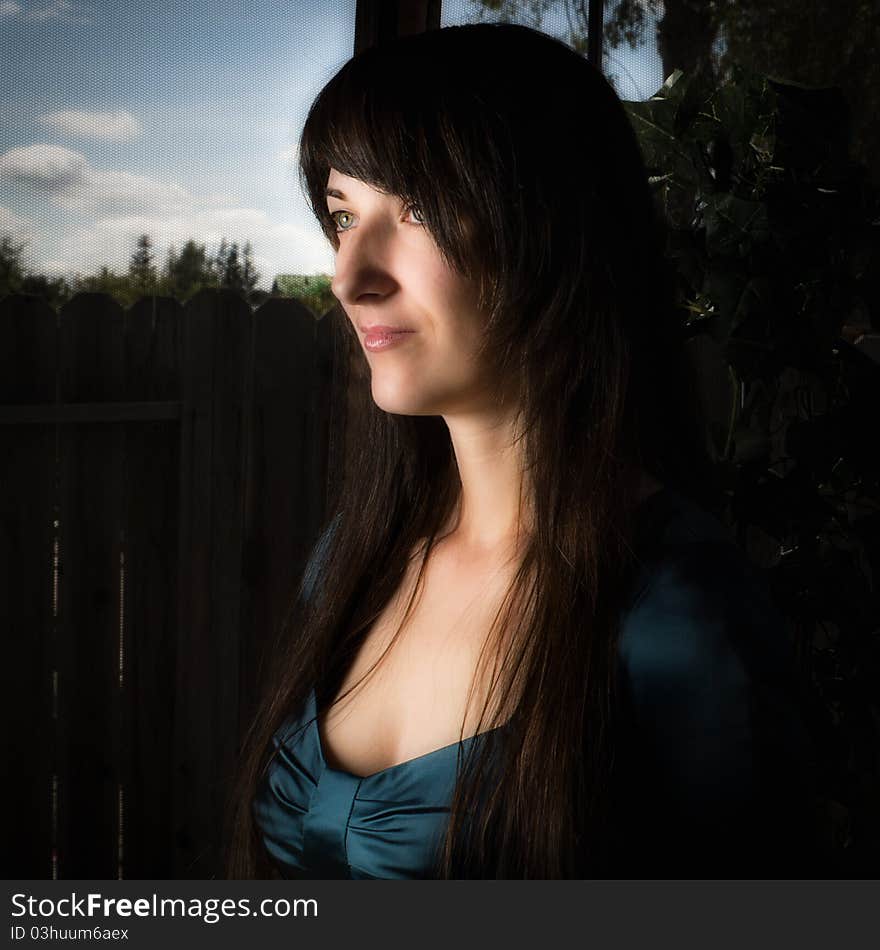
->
<box><xmin>213</xmin><ymin>238</ymin><xmax>228</xmax><ymax>284</ymax></box>
<box><xmin>0</xmin><ymin>236</ymin><xmax>26</xmax><ymax>297</ymax></box>
<box><xmin>222</xmin><ymin>241</ymin><xmax>243</xmax><ymax>291</ymax></box>
<box><xmin>165</xmin><ymin>244</ymin><xmax>178</xmax><ymax>282</ymax></box>
<box><xmin>241</xmin><ymin>240</ymin><xmax>259</xmax><ymax>295</ymax></box>
<box><xmin>166</xmin><ymin>239</ymin><xmax>212</xmax><ymax>300</ymax></box>
<box><xmin>129</xmin><ymin>234</ymin><xmax>157</xmax><ymax>293</ymax></box>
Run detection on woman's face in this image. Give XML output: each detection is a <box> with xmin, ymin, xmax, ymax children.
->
<box><xmin>326</xmin><ymin>168</ymin><xmax>497</xmax><ymax>418</ymax></box>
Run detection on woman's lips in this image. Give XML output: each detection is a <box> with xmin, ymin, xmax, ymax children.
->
<box><xmin>363</xmin><ymin>329</ymin><xmax>416</xmax><ymax>351</ymax></box>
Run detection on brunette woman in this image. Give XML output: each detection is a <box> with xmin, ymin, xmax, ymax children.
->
<box><xmin>226</xmin><ymin>23</ymin><xmax>818</xmax><ymax>879</ymax></box>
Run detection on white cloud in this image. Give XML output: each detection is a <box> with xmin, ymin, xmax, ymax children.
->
<box><xmin>58</xmin><ymin>167</ymin><xmax>191</xmax><ymax>216</ymax></box>
<box><xmin>38</xmin><ymin>109</ymin><xmax>141</xmax><ymax>142</ymax></box>
<box><xmin>0</xmin><ymin>204</ymin><xmax>32</xmax><ymax>237</ymax></box>
<box><xmin>0</xmin><ymin>144</ymin><xmax>190</xmax><ymax>215</ymax></box>
<box><xmin>0</xmin><ymin>143</ymin><xmax>88</xmax><ymax>191</ymax></box>
<box><xmin>0</xmin><ymin>0</ymin><xmax>94</xmax><ymax>24</ymax></box>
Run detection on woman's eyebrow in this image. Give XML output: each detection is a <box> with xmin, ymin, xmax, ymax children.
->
<box><xmin>325</xmin><ymin>187</ymin><xmax>346</xmax><ymax>200</ymax></box>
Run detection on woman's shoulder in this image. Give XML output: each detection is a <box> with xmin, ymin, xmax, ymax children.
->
<box><xmin>610</xmin><ymin>487</ymin><xmax>819</xmax><ymax>874</ymax></box>
<box><xmin>619</xmin><ymin>486</ymin><xmax>792</xmax><ymax>683</ymax></box>
<box><xmin>626</xmin><ymin>485</ymin><xmax>760</xmax><ymax>607</ymax></box>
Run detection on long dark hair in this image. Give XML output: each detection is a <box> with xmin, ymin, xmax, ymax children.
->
<box><xmin>226</xmin><ymin>22</ymin><xmax>718</xmax><ymax>878</ymax></box>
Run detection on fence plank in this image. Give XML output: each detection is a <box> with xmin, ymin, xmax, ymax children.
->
<box><xmin>0</xmin><ymin>294</ymin><xmax>57</xmax><ymax>877</ymax></box>
<box><xmin>120</xmin><ymin>296</ymin><xmax>182</xmax><ymax>877</ymax></box>
<box><xmin>56</xmin><ymin>292</ymin><xmax>125</xmax><ymax>878</ymax></box>
<box><xmin>238</xmin><ymin>298</ymin><xmax>335</xmax><ymax>735</ymax></box>
<box><xmin>174</xmin><ymin>289</ymin><xmax>251</xmax><ymax>877</ymax></box>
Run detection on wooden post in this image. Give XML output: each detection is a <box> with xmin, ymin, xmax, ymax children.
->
<box><xmin>173</xmin><ymin>289</ymin><xmax>251</xmax><ymax>877</ymax></box>
<box><xmin>0</xmin><ymin>294</ymin><xmax>58</xmax><ymax>878</ymax></box>
<box><xmin>56</xmin><ymin>292</ymin><xmax>126</xmax><ymax>878</ymax></box>
<box><xmin>121</xmin><ymin>295</ymin><xmax>182</xmax><ymax>877</ymax></box>
<box><xmin>237</xmin><ymin>297</ymin><xmax>334</xmax><ymax>738</ymax></box>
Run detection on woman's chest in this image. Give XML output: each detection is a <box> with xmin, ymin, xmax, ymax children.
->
<box><xmin>318</xmin><ymin>544</ymin><xmax>518</xmax><ymax>777</ymax></box>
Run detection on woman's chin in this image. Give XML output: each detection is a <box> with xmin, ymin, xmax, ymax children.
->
<box><xmin>373</xmin><ymin>399</ymin><xmax>448</xmax><ymax>418</ymax></box>
<box><xmin>371</xmin><ymin>396</ymin><xmax>432</xmax><ymax>416</ymax></box>
<box><xmin>370</xmin><ymin>381</ymin><xmax>432</xmax><ymax>416</ymax></box>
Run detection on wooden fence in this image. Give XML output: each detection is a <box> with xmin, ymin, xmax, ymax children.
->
<box><xmin>0</xmin><ymin>288</ymin><xmax>348</xmax><ymax>879</ymax></box>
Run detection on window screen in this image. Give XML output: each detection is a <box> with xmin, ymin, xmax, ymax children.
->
<box><xmin>0</xmin><ymin>0</ymin><xmax>356</xmax><ymax>302</ymax></box>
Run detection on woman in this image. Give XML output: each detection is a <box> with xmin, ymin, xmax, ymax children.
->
<box><xmin>226</xmin><ymin>23</ymin><xmax>818</xmax><ymax>879</ymax></box>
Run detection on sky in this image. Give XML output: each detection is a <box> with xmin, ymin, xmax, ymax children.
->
<box><xmin>0</xmin><ymin>0</ymin><xmax>664</xmax><ymax>288</ymax></box>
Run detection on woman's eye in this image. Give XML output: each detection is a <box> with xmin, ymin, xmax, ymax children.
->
<box><xmin>330</xmin><ymin>210</ymin><xmax>355</xmax><ymax>232</ymax></box>
<box><xmin>329</xmin><ymin>205</ymin><xmax>424</xmax><ymax>233</ymax></box>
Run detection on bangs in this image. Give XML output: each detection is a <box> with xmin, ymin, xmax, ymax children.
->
<box><xmin>296</xmin><ymin>32</ymin><xmax>504</xmax><ymax>292</ymax></box>
<box><xmin>298</xmin><ymin>43</ymin><xmax>457</xmax><ymax>251</ymax></box>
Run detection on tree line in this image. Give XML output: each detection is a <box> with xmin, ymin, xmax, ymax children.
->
<box><xmin>0</xmin><ymin>233</ymin><xmax>264</xmax><ymax>309</ymax></box>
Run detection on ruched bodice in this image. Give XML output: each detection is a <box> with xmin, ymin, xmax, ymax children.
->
<box><xmin>255</xmin><ymin>687</ymin><xmax>500</xmax><ymax>878</ymax></box>
<box><xmin>253</xmin><ymin>487</ymin><xmax>819</xmax><ymax>878</ymax></box>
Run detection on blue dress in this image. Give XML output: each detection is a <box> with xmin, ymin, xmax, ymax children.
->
<box><xmin>254</xmin><ymin>488</ymin><xmax>818</xmax><ymax>878</ymax></box>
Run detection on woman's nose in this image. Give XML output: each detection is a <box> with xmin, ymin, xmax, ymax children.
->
<box><xmin>330</xmin><ymin>218</ymin><xmax>400</xmax><ymax>306</ymax></box>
